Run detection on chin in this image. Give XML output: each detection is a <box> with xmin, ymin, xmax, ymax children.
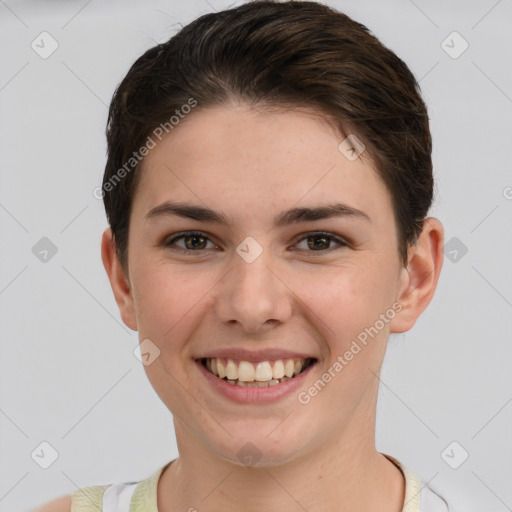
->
<box><xmin>208</xmin><ymin>427</ymin><xmax>310</xmax><ymax>469</ymax></box>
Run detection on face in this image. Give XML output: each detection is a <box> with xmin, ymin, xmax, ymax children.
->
<box><xmin>103</xmin><ymin>103</ymin><xmax>439</xmax><ymax>468</ymax></box>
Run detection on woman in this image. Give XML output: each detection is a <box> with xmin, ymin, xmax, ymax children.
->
<box><xmin>35</xmin><ymin>1</ymin><xmax>449</xmax><ymax>510</ymax></box>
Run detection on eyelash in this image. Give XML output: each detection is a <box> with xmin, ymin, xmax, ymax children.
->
<box><xmin>162</xmin><ymin>230</ymin><xmax>348</xmax><ymax>256</ymax></box>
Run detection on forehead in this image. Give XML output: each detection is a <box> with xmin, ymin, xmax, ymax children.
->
<box><xmin>132</xmin><ymin>104</ymin><xmax>394</xmax><ymax>230</ymax></box>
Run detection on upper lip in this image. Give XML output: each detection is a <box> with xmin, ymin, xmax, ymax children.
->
<box><xmin>195</xmin><ymin>348</ymin><xmax>317</xmax><ymax>362</ymax></box>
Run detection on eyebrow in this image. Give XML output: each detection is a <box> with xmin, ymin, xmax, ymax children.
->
<box><xmin>145</xmin><ymin>201</ymin><xmax>371</xmax><ymax>227</ymax></box>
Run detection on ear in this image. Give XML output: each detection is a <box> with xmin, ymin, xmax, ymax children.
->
<box><xmin>390</xmin><ymin>217</ymin><xmax>444</xmax><ymax>333</ymax></box>
<box><xmin>101</xmin><ymin>228</ymin><xmax>138</xmax><ymax>331</ymax></box>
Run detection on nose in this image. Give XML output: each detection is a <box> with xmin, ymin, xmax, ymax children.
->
<box><xmin>214</xmin><ymin>246</ymin><xmax>293</xmax><ymax>334</ymax></box>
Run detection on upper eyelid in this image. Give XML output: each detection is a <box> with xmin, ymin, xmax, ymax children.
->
<box><xmin>164</xmin><ymin>230</ymin><xmax>347</xmax><ymax>251</ymax></box>
<box><xmin>165</xmin><ymin>230</ymin><xmax>219</xmax><ymax>247</ymax></box>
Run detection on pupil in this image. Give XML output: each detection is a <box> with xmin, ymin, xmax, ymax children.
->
<box><xmin>309</xmin><ymin>235</ymin><xmax>328</xmax><ymax>250</ymax></box>
<box><xmin>186</xmin><ymin>235</ymin><xmax>205</xmax><ymax>249</ymax></box>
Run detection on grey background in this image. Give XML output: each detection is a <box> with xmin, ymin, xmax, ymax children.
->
<box><xmin>1</xmin><ymin>1</ymin><xmax>511</xmax><ymax>510</ymax></box>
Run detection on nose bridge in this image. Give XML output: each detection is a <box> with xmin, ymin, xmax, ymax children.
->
<box><xmin>216</xmin><ymin>238</ymin><xmax>291</xmax><ymax>331</ymax></box>
<box><xmin>236</xmin><ymin>245</ymin><xmax>273</xmax><ymax>293</ymax></box>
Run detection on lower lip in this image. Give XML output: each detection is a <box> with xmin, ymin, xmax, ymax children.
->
<box><xmin>196</xmin><ymin>359</ymin><xmax>316</xmax><ymax>404</ymax></box>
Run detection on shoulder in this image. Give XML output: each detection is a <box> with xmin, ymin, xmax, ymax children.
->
<box><xmin>30</xmin><ymin>484</ymin><xmax>109</xmax><ymax>512</ymax></box>
<box><xmin>29</xmin><ymin>494</ymin><xmax>71</xmax><ymax>512</ymax></box>
<box><xmin>29</xmin><ymin>462</ymin><xmax>171</xmax><ymax>512</ymax></box>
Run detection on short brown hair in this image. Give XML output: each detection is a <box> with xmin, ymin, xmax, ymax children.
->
<box><xmin>103</xmin><ymin>0</ymin><xmax>433</xmax><ymax>269</ymax></box>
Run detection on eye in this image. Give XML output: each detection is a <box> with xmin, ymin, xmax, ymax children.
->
<box><xmin>163</xmin><ymin>231</ymin><xmax>218</xmax><ymax>253</ymax></box>
<box><xmin>294</xmin><ymin>231</ymin><xmax>348</xmax><ymax>254</ymax></box>
<box><xmin>163</xmin><ymin>230</ymin><xmax>347</xmax><ymax>255</ymax></box>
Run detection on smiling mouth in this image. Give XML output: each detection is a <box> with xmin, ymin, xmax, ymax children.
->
<box><xmin>199</xmin><ymin>357</ymin><xmax>317</xmax><ymax>387</ymax></box>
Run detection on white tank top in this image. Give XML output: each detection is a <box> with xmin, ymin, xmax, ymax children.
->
<box><xmin>102</xmin><ymin>482</ymin><xmax>139</xmax><ymax>512</ymax></box>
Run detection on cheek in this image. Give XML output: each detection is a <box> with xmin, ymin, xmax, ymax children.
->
<box><xmin>131</xmin><ymin>263</ymin><xmax>210</xmax><ymax>346</ymax></box>
<box><xmin>131</xmin><ymin>265</ymin><xmax>212</xmax><ymax>401</ymax></box>
<box><xmin>292</xmin><ymin>260</ymin><xmax>396</xmax><ymax>355</ymax></box>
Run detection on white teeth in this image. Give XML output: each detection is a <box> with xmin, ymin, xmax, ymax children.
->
<box><xmin>238</xmin><ymin>361</ymin><xmax>255</xmax><ymax>381</ymax></box>
<box><xmin>226</xmin><ymin>359</ymin><xmax>237</xmax><ymax>380</ymax></box>
<box><xmin>203</xmin><ymin>357</ymin><xmax>314</xmax><ymax>384</ymax></box>
<box><xmin>284</xmin><ymin>359</ymin><xmax>295</xmax><ymax>378</ymax></box>
<box><xmin>272</xmin><ymin>360</ymin><xmax>285</xmax><ymax>379</ymax></box>
<box><xmin>234</xmin><ymin>379</ymin><xmax>288</xmax><ymax>388</ymax></box>
<box><xmin>217</xmin><ymin>360</ymin><xmax>226</xmax><ymax>379</ymax></box>
<box><xmin>255</xmin><ymin>361</ymin><xmax>273</xmax><ymax>381</ymax></box>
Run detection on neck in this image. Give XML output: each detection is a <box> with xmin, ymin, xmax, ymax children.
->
<box><xmin>157</xmin><ymin>419</ymin><xmax>405</xmax><ymax>512</ymax></box>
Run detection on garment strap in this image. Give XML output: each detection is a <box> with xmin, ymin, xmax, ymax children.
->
<box><xmin>102</xmin><ymin>482</ymin><xmax>139</xmax><ymax>511</ymax></box>
<box><xmin>70</xmin><ymin>485</ymin><xmax>109</xmax><ymax>512</ymax></box>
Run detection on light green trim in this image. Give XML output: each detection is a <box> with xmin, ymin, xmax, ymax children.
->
<box><xmin>69</xmin><ymin>462</ymin><xmax>172</xmax><ymax>512</ymax></box>
<box><xmin>131</xmin><ymin>463</ymin><xmax>170</xmax><ymax>512</ymax></box>
<box><xmin>383</xmin><ymin>453</ymin><xmax>421</xmax><ymax>512</ymax></box>
<box><xmin>401</xmin><ymin>464</ymin><xmax>421</xmax><ymax>512</ymax></box>
<box><xmin>70</xmin><ymin>485</ymin><xmax>109</xmax><ymax>512</ymax></box>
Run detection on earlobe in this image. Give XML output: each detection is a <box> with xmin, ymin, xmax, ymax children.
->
<box><xmin>390</xmin><ymin>217</ymin><xmax>444</xmax><ymax>333</ymax></box>
<box><xmin>100</xmin><ymin>228</ymin><xmax>138</xmax><ymax>331</ymax></box>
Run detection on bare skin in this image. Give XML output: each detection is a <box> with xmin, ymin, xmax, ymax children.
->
<box><xmin>100</xmin><ymin>103</ymin><xmax>444</xmax><ymax>512</ymax></box>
